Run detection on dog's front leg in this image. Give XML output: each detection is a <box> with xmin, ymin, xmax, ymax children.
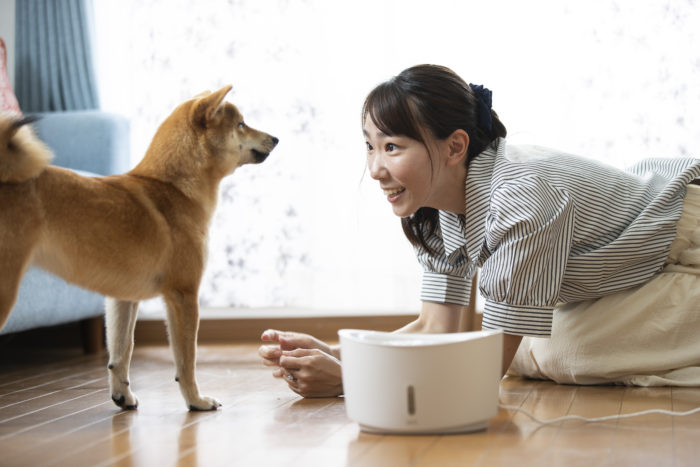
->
<box><xmin>163</xmin><ymin>290</ymin><xmax>221</xmax><ymax>411</ymax></box>
<box><xmin>105</xmin><ymin>298</ymin><xmax>140</xmax><ymax>410</ymax></box>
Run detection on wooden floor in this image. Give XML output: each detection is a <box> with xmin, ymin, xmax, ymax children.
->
<box><xmin>1</xmin><ymin>342</ymin><xmax>699</xmax><ymax>467</ymax></box>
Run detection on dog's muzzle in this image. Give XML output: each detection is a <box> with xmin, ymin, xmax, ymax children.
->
<box><xmin>252</xmin><ymin>136</ymin><xmax>279</xmax><ymax>163</ymax></box>
<box><xmin>252</xmin><ymin>149</ymin><xmax>270</xmax><ymax>163</ymax></box>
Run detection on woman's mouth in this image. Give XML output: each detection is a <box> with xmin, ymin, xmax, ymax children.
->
<box><xmin>383</xmin><ymin>187</ymin><xmax>406</xmax><ymax>202</ymax></box>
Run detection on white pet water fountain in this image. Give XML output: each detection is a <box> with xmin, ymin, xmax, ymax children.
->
<box><xmin>339</xmin><ymin>329</ymin><xmax>503</xmax><ymax>434</ymax></box>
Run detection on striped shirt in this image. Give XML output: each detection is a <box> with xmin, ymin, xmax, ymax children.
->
<box><xmin>417</xmin><ymin>137</ymin><xmax>700</xmax><ymax>337</ymax></box>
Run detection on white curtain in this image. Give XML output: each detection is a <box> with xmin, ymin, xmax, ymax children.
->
<box><xmin>92</xmin><ymin>0</ymin><xmax>700</xmax><ymax>313</ymax></box>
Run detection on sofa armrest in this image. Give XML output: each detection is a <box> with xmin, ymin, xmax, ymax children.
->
<box><xmin>31</xmin><ymin>110</ymin><xmax>130</xmax><ymax>175</ymax></box>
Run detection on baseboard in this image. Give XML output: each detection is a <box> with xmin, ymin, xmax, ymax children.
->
<box><xmin>0</xmin><ymin>317</ymin><xmax>105</xmax><ymax>354</ymax></box>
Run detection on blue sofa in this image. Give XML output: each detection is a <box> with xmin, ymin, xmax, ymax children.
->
<box><xmin>0</xmin><ymin>110</ymin><xmax>130</xmax><ymax>346</ymax></box>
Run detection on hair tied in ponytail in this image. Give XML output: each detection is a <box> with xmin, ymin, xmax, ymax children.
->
<box><xmin>468</xmin><ymin>83</ymin><xmax>493</xmax><ymax>135</ymax></box>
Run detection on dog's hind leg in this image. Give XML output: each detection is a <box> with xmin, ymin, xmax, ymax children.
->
<box><xmin>105</xmin><ymin>298</ymin><xmax>140</xmax><ymax>410</ymax></box>
<box><xmin>0</xmin><ymin>234</ymin><xmax>36</xmax><ymax>332</ymax></box>
<box><xmin>0</xmin><ymin>255</ymin><xmax>29</xmax><ymax>331</ymax></box>
<box><xmin>163</xmin><ymin>290</ymin><xmax>221</xmax><ymax>411</ymax></box>
<box><xmin>0</xmin><ymin>187</ymin><xmax>41</xmax><ymax>331</ymax></box>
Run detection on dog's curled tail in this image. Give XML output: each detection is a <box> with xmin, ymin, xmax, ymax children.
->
<box><xmin>0</xmin><ymin>114</ymin><xmax>54</xmax><ymax>183</ymax></box>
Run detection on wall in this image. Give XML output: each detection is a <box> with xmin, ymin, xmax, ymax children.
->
<box><xmin>0</xmin><ymin>0</ymin><xmax>15</xmax><ymax>87</ymax></box>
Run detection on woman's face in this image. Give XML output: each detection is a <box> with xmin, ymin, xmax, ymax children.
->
<box><xmin>363</xmin><ymin>117</ymin><xmax>440</xmax><ymax>218</ymax></box>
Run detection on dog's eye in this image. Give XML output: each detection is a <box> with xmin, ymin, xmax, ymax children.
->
<box><xmin>7</xmin><ymin>142</ymin><xmax>16</xmax><ymax>151</ymax></box>
<box><xmin>238</xmin><ymin>122</ymin><xmax>245</xmax><ymax>129</ymax></box>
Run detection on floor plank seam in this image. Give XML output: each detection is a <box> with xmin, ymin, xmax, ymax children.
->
<box><xmin>0</xmin><ymin>375</ymin><xmax>106</xmax><ymax>410</ymax></box>
<box><xmin>0</xmin><ymin>366</ymin><xmax>104</xmax><ymax>398</ymax></box>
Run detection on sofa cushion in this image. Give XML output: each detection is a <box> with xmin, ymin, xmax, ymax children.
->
<box><xmin>31</xmin><ymin>111</ymin><xmax>131</xmax><ymax>175</ymax></box>
<box><xmin>0</xmin><ymin>37</ymin><xmax>21</xmax><ymax>114</ymax></box>
<box><xmin>1</xmin><ymin>268</ymin><xmax>106</xmax><ymax>334</ymax></box>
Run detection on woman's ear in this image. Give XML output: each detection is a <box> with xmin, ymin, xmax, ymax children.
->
<box><xmin>445</xmin><ymin>129</ymin><xmax>469</xmax><ymax>166</ymax></box>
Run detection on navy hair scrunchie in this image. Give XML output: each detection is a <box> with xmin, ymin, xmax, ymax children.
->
<box><xmin>469</xmin><ymin>83</ymin><xmax>493</xmax><ymax>135</ymax></box>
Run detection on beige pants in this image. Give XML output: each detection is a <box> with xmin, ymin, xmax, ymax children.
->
<box><xmin>510</xmin><ymin>184</ymin><xmax>700</xmax><ymax>386</ymax></box>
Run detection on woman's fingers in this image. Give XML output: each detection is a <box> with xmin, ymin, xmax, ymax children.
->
<box><xmin>260</xmin><ymin>329</ymin><xmax>332</xmax><ymax>355</ymax></box>
<box><xmin>261</xmin><ymin>329</ymin><xmax>309</xmax><ymax>351</ymax></box>
<box><xmin>261</xmin><ymin>329</ymin><xmax>305</xmax><ymax>344</ymax></box>
<box><xmin>273</xmin><ymin>367</ymin><xmax>300</xmax><ymax>390</ymax></box>
<box><xmin>261</xmin><ymin>329</ymin><xmax>283</xmax><ymax>342</ymax></box>
<box><xmin>258</xmin><ymin>345</ymin><xmax>282</xmax><ymax>365</ymax></box>
<box><xmin>278</xmin><ymin>348</ymin><xmax>320</xmax><ymax>369</ymax></box>
<box><xmin>278</xmin><ymin>351</ymin><xmax>308</xmax><ymax>371</ymax></box>
<box><xmin>258</xmin><ymin>344</ymin><xmax>281</xmax><ymax>358</ymax></box>
<box><xmin>279</xmin><ymin>349</ymin><xmax>330</xmax><ymax>380</ymax></box>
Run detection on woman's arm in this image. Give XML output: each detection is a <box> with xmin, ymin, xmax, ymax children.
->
<box><xmin>398</xmin><ymin>302</ymin><xmax>521</xmax><ymax>376</ymax></box>
<box><xmin>502</xmin><ymin>333</ymin><xmax>523</xmax><ymax>377</ymax></box>
<box><xmin>394</xmin><ymin>301</ymin><xmax>463</xmax><ymax>334</ymax></box>
<box><xmin>319</xmin><ymin>301</ymin><xmax>464</xmax><ymax>360</ymax></box>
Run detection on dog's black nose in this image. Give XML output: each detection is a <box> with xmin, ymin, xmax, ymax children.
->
<box><xmin>272</xmin><ymin>136</ymin><xmax>279</xmax><ymax>146</ymax></box>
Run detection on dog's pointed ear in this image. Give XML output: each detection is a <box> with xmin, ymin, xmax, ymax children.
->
<box><xmin>190</xmin><ymin>85</ymin><xmax>233</xmax><ymax>128</ymax></box>
<box><xmin>192</xmin><ymin>90</ymin><xmax>211</xmax><ymax>99</ymax></box>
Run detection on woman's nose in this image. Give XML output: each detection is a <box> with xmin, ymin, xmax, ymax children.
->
<box><xmin>368</xmin><ymin>153</ymin><xmax>386</xmax><ymax>180</ymax></box>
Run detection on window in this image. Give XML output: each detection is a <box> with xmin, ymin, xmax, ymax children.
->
<box><xmin>93</xmin><ymin>0</ymin><xmax>700</xmax><ymax>314</ymax></box>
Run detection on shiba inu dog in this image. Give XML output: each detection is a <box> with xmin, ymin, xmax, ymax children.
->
<box><xmin>0</xmin><ymin>86</ymin><xmax>278</xmax><ymax>410</ymax></box>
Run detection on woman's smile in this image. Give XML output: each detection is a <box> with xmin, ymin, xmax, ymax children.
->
<box><xmin>383</xmin><ymin>186</ymin><xmax>406</xmax><ymax>202</ymax></box>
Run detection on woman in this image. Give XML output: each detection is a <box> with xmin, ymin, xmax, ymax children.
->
<box><xmin>260</xmin><ymin>64</ymin><xmax>700</xmax><ymax>397</ymax></box>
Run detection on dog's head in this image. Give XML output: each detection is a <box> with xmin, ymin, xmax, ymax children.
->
<box><xmin>0</xmin><ymin>113</ymin><xmax>53</xmax><ymax>183</ymax></box>
<box><xmin>188</xmin><ymin>85</ymin><xmax>278</xmax><ymax>176</ymax></box>
<box><xmin>136</xmin><ymin>86</ymin><xmax>278</xmax><ymax>198</ymax></box>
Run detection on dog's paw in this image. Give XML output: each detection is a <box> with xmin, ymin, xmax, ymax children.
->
<box><xmin>187</xmin><ymin>395</ymin><xmax>222</xmax><ymax>411</ymax></box>
<box><xmin>111</xmin><ymin>392</ymin><xmax>139</xmax><ymax>410</ymax></box>
<box><xmin>108</xmin><ymin>368</ymin><xmax>138</xmax><ymax>410</ymax></box>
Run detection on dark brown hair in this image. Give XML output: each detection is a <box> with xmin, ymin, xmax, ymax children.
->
<box><xmin>362</xmin><ymin>64</ymin><xmax>507</xmax><ymax>254</ymax></box>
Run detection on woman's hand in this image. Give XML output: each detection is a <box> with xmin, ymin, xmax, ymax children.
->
<box><xmin>278</xmin><ymin>348</ymin><xmax>343</xmax><ymax>397</ymax></box>
<box><xmin>258</xmin><ymin>329</ymin><xmax>343</xmax><ymax>397</ymax></box>
<box><xmin>259</xmin><ymin>329</ymin><xmax>336</xmax><ymax>360</ymax></box>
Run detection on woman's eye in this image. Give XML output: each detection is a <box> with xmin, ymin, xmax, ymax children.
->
<box><xmin>385</xmin><ymin>143</ymin><xmax>396</xmax><ymax>152</ymax></box>
<box><xmin>366</xmin><ymin>142</ymin><xmax>373</xmax><ymax>151</ymax></box>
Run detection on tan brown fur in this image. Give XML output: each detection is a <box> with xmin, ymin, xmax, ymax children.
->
<box><xmin>0</xmin><ymin>86</ymin><xmax>278</xmax><ymax>410</ymax></box>
<box><xmin>0</xmin><ymin>114</ymin><xmax>53</xmax><ymax>183</ymax></box>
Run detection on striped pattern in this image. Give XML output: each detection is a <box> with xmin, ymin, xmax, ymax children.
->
<box><xmin>16</xmin><ymin>0</ymin><xmax>100</xmax><ymax>112</ymax></box>
<box><xmin>417</xmin><ymin>138</ymin><xmax>700</xmax><ymax>337</ymax></box>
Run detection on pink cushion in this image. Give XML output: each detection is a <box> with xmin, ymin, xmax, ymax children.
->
<box><xmin>0</xmin><ymin>37</ymin><xmax>21</xmax><ymax>114</ymax></box>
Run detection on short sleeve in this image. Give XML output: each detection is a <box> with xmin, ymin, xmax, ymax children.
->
<box><xmin>479</xmin><ymin>177</ymin><xmax>575</xmax><ymax>337</ymax></box>
<box><xmin>414</xmin><ymin>212</ymin><xmax>474</xmax><ymax>306</ymax></box>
